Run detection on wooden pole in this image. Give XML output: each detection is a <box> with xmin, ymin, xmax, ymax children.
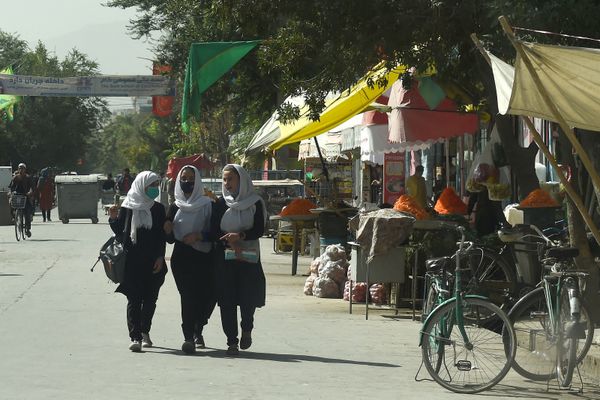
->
<box><xmin>498</xmin><ymin>16</ymin><xmax>600</xmax><ymax>202</ymax></box>
<box><xmin>470</xmin><ymin>33</ymin><xmax>600</xmax><ymax>245</ymax></box>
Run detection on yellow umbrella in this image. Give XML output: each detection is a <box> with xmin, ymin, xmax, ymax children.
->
<box><xmin>268</xmin><ymin>62</ymin><xmax>406</xmax><ymax>150</ymax></box>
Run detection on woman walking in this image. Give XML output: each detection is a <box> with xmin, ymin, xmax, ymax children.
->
<box><xmin>108</xmin><ymin>171</ymin><xmax>167</xmax><ymax>352</ymax></box>
<box><xmin>164</xmin><ymin>165</ymin><xmax>216</xmax><ymax>354</ymax></box>
<box><xmin>37</xmin><ymin>168</ymin><xmax>54</xmax><ymax>222</ymax></box>
<box><xmin>212</xmin><ymin>164</ymin><xmax>266</xmax><ymax>356</ymax></box>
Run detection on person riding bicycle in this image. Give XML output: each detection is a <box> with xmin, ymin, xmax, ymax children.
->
<box><xmin>9</xmin><ymin>163</ymin><xmax>34</xmax><ymax>237</ymax></box>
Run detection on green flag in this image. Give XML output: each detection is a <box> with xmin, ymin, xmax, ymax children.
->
<box><xmin>181</xmin><ymin>41</ymin><xmax>260</xmax><ymax>133</ymax></box>
<box><xmin>0</xmin><ymin>67</ymin><xmax>19</xmax><ymax>121</ymax></box>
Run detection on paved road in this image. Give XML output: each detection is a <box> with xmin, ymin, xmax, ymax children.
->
<box><xmin>1</xmin><ymin>207</ymin><xmax>599</xmax><ymax>399</ymax></box>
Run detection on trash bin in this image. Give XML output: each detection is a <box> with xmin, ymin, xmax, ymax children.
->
<box><xmin>0</xmin><ymin>191</ymin><xmax>12</xmax><ymax>226</ymax></box>
<box><xmin>55</xmin><ymin>175</ymin><xmax>99</xmax><ymax>224</ymax></box>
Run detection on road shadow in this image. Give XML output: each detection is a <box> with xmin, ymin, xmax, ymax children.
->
<box><xmin>144</xmin><ymin>346</ymin><xmax>399</xmax><ymax>367</ymax></box>
<box><xmin>26</xmin><ymin>239</ymin><xmax>79</xmax><ymax>242</ymax></box>
<box><xmin>475</xmin><ymin>381</ymin><xmax>600</xmax><ymax>399</ymax></box>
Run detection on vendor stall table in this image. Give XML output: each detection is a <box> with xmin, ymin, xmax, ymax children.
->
<box><xmin>269</xmin><ymin>214</ymin><xmax>318</xmax><ymax>275</ymax></box>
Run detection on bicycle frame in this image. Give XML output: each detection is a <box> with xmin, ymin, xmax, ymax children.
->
<box><xmin>419</xmin><ymin>226</ymin><xmax>489</xmax><ymax>347</ymax></box>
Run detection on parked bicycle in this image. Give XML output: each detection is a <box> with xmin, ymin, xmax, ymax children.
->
<box><xmin>10</xmin><ymin>192</ymin><xmax>27</xmax><ymax>241</ymax></box>
<box><xmin>504</xmin><ymin>224</ymin><xmax>594</xmax><ymax>388</ymax></box>
<box><xmin>418</xmin><ymin>225</ymin><xmax>516</xmax><ymax>394</ymax></box>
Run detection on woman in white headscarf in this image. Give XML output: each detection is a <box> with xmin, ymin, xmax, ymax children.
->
<box><xmin>108</xmin><ymin>171</ymin><xmax>167</xmax><ymax>353</ymax></box>
<box><xmin>212</xmin><ymin>164</ymin><xmax>267</xmax><ymax>356</ymax></box>
<box><xmin>164</xmin><ymin>165</ymin><xmax>216</xmax><ymax>354</ymax></box>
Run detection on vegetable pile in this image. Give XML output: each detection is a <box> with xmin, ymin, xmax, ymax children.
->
<box><xmin>393</xmin><ymin>194</ymin><xmax>429</xmax><ymax>220</ymax></box>
<box><xmin>280</xmin><ymin>198</ymin><xmax>317</xmax><ymax>216</ymax></box>
<box><xmin>519</xmin><ymin>188</ymin><xmax>559</xmax><ymax>208</ymax></box>
<box><xmin>434</xmin><ymin>187</ymin><xmax>467</xmax><ymax>215</ymax></box>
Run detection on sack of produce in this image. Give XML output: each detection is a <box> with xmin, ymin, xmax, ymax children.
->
<box><xmin>369</xmin><ymin>283</ymin><xmax>387</xmax><ymax>304</ymax></box>
<box><xmin>303</xmin><ymin>274</ymin><xmax>316</xmax><ymax>296</ymax></box>
<box><xmin>312</xmin><ymin>276</ymin><xmax>340</xmax><ymax>298</ymax></box>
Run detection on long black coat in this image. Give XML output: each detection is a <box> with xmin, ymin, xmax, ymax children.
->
<box><xmin>211</xmin><ymin>197</ymin><xmax>266</xmax><ymax>308</ymax></box>
<box><xmin>109</xmin><ymin>202</ymin><xmax>167</xmax><ymax>296</ymax></box>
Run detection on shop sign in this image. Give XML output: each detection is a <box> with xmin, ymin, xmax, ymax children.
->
<box><xmin>383</xmin><ymin>151</ymin><xmax>405</xmax><ymax>205</ymax></box>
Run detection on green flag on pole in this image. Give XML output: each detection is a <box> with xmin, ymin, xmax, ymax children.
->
<box><xmin>181</xmin><ymin>41</ymin><xmax>260</xmax><ymax>133</ymax></box>
<box><xmin>0</xmin><ymin>67</ymin><xmax>19</xmax><ymax>121</ymax></box>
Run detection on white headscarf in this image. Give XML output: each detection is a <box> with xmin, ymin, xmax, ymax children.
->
<box><xmin>120</xmin><ymin>171</ymin><xmax>159</xmax><ymax>244</ymax></box>
<box><xmin>220</xmin><ymin>164</ymin><xmax>266</xmax><ymax>233</ymax></box>
<box><xmin>173</xmin><ymin>165</ymin><xmax>212</xmax><ymax>252</ymax></box>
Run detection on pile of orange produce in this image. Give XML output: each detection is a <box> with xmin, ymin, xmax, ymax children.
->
<box><xmin>519</xmin><ymin>188</ymin><xmax>559</xmax><ymax>208</ymax></box>
<box><xmin>279</xmin><ymin>198</ymin><xmax>317</xmax><ymax>216</ymax></box>
<box><xmin>434</xmin><ymin>187</ymin><xmax>467</xmax><ymax>215</ymax></box>
<box><xmin>393</xmin><ymin>194</ymin><xmax>430</xmax><ymax>220</ymax></box>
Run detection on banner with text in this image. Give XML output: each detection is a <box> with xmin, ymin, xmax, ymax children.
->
<box><xmin>0</xmin><ymin>74</ymin><xmax>176</xmax><ymax>97</ymax></box>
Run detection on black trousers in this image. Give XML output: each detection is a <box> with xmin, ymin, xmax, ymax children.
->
<box><xmin>126</xmin><ymin>273</ymin><xmax>164</xmax><ymax>341</ymax></box>
<box><xmin>171</xmin><ymin>249</ymin><xmax>216</xmax><ymax>341</ymax></box>
<box><xmin>219</xmin><ymin>304</ymin><xmax>256</xmax><ymax>346</ymax></box>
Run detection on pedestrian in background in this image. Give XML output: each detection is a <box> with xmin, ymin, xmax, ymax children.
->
<box><xmin>406</xmin><ymin>165</ymin><xmax>428</xmax><ymax>209</ymax></box>
<box><xmin>108</xmin><ymin>171</ymin><xmax>167</xmax><ymax>352</ymax></box>
<box><xmin>212</xmin><ymin>164</ymin><xmax>266</xmax><ymax>356</ymax></box>
<box><xmin>164</xmin><ymin>165</ymin><xmax>216</xmax><ymax>354</ymax></box>
<box><xmin>37</xmin><ymin>167</ymin><xmax>54</xmax><ymax>222</ymax></box>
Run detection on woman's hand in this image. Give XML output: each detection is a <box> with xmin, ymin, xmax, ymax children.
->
<box><xmin>163</xmin><ymin>220</ymin><xmax>173</xmax><ymax>235</ymax></box>
<box><xmin>153</xmin><ymin>257</ymin><xmax>165</xmax><ymax>274</ymax></box>
<box><xmin>109</xmin><ymin>205</ymin><xmax>119</xmax><ymax>220</ymax></box>
<box><xmin>220</xmin><ymin>232</ymin><xmax>241</xmax><ymax>244</ymax></box>
<box><xmin>183</xmin><ymin>232</ymin><xmax>201</xmax><ymax>245</ymax></box>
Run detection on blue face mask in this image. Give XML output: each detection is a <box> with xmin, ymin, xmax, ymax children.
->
<box><xmin>145</xmin><ymin>186</ymin><xmax>159</xmax><ymax>199</ymax></box>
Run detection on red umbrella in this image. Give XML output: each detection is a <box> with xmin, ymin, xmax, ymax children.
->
<box><xmin>166</xmin><ymin>154</ymin><xmax>214</xmax><ymax>179</ymax></box>
<box><xmin>388</xmin><ymin>79</ymin><xmax>478</xmax><ymax>144</ymax></box>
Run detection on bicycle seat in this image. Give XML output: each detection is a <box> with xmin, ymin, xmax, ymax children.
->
<box><xmin>426</xmin><ymin>257</ymin><xmax>451</xmax><ymax>272</ymax></box>
<box><xmin>546</xmin><ymin>247</ymin><xmax>579</xmax><ymax>261</ymax></box>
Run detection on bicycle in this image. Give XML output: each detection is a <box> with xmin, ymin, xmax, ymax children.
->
<box><xmin>10</xmin><ymin>193</ymin><xmax>27</xmax><ymax>241</ymax></box>
<box><xmin>504</xmin><ymin>225</ymin><xmax>594</xmax><ymax>389</ymax></box>
<box><xmin>418</xmin><ymin>225</ymin><xmax>517</xmax><ymax>394</ymax></box>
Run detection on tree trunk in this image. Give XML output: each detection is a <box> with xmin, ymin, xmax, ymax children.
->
<box><xmin>495</xmin><ymin>115</ymin><xmax>540</xmax><ymax>199</ymax></box>
<box><xmin>558</xmin><ymin>129</ymin><xmax>600</xmax><ymax>320</ymax></box>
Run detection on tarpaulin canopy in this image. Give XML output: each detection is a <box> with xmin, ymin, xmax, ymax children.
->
<box><xmin>489</xmin><ymin>42</ymin><xmax>600</xmax><ymax>131</ymax></box>
<box><xmin>387</xmin><ymin>79</ymin><xmax>479</xmax><ymax>144</ymax></box>
<box><xmin>245</xmin><ymin>62</ymin><xmax>405</xmax><ymax>153</ymax></box>
<box><xmin>166</xmin><ymin>154</ymin><xmax>214</xmax><ymax>179</ymax></box>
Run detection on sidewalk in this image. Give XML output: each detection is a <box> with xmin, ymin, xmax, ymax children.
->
<box><xmin>0</xmin><ymin>207</ymin><xmax>599</xmax><ymax>399</ymax></box>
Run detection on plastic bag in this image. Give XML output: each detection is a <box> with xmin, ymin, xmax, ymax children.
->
<box><xmin>369</xmin><ymin>283</ymin><xmax>387</xmax><ymax>304</ymax></box>
<box><xmin>343</xmin><ymin>281</ymin><xmax>367</xmax><ymax>302</ymax></box>
<box><xmin>303</xmin><ymin>274</ymin><xmax>316</xmax><ymax>296</ymax></box>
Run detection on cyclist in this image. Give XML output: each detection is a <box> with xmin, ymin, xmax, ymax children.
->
<box><xmin>9</xmin><ymin>163</ymin><xmax>34</xmax><ymax>237</ymax></box>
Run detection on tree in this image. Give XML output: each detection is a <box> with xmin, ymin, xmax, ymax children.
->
<box><xmin>0</xmin><ymin>33</ymin><xmax>110</xmax><ymax>171</ymax></box>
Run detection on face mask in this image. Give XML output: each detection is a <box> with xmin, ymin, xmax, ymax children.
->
<box><xmin>180</xmin><ymin>181</ymin><xmax>194</xmax><ymax>193</ymax></box>
<box><xmin>145</xmin><ymin>186</ymin><xmax>159</xmax><ymax>199</ymax></box>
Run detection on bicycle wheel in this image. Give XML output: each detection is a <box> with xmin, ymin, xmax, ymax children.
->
<box><xmin>421</xmin><ymin>298</ymin><xmax>516</xmax><ymax>394</ymax></box>
<box><xmin>19</xmin><ymin>210</ymin><xmax>26</xmax><ymax>240</ymax></box>
<box><xmin>14</xmin><ymin>209</ymin><xmax>20</xmax><ymax>241</ymax></box>
<box><xmin>461</xmin><ymin>248</ymin><xmax>517</xmax><ymax>307</ymax></box>
<box><xmin>556</xmin><ymin>283</ymin><xmax>590</xmax><ymax>387</ymax></box>
<box><xmin>505</xmin><ymin>287</ymin><xmax>593</xmax><ymax>381</ymax></box>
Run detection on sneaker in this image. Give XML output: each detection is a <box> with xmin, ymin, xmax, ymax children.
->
<box><xmin>25</xmin><ymin>229</ymin><xmax>31</xmax><ymax>238</ymax></box>
<box><xmin>141</xmin><ymin>333</ymin><xmax>153</xmax><ymax>348</ymax></box>
<box><xmin>226</xmin><ymin>345</ymin><xmax>239</xmax><ymax>356</ymax></box>
<box><xmin>240</xmin><ymin>331</ymin><xmax>252</xmax><ymax>350</ymax></box>
<box><xmin>194</xmin><ymin>334</ymin><xmax>205</xmax><ymax>349</ymax></box>
<box><xmin>182</xmin><ymin>341</ymin><xmax>196</xmax><ymax>354</ymax></box>
<box><xmin>129</xmin><ymin>340</ymin><xmax>142</xmax><ymax>352</ymax></box>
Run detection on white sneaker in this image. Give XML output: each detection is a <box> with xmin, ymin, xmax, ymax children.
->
<box><xmin>129</xmin><ymin>340</ymin><xmax>142</xmax><ymax>352</ymax></box>
<box><xmin>141</xmin><ymin>333</ymin><xmax>153</xmax><ymax>348</ymax></box>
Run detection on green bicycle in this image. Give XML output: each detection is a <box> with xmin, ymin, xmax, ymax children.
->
<box><xmin>419</xmin><ymin>225</ymin><xmax>517</xmax><ymax>394</ymax></box>
<box><xmin>504</xmin><ymin>225</ymin><xmax>594</xmax><ymax>388</ymax></box>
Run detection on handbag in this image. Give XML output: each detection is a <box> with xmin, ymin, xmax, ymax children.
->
<box><xmin>91</xmin><ymin>209</ymin><xmax>131</xmax><ymax>283</ymax></box>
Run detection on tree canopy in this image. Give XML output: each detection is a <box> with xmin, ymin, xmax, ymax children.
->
<box><xmin>0</xmin><ymin>31</ymin><xmax>110</xmax><ymax>172</ymax></box>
